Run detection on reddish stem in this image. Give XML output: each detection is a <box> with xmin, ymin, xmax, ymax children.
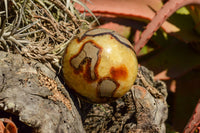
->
<box><xmin>183</xmin><ymin>99</ymin><xmax>200</xmax><ymax>133</ymax></box>
<box><xmin>134</xmin><ymin>0</ymin><xmax>200</xmax><ymax>54</ymax></box>
<box><xmin>0</xmin><ymin>118</ymin><xmax>18</xmax><ymax>133</ymax></box>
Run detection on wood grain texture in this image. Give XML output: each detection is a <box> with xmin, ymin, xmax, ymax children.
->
<box><xmin>0</xmin><ymin>51</ymin><xmax>85</xmax><ymax>133</ymax></box>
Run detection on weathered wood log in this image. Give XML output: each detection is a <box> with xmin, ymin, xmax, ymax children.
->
<box><xmin>81</xmin><ymin>66</ymin><xmax>168</xmax><ymax>133</ymax></box>
<box><xmin>0</xmin><ymin>51</ymin><xmax>85</xmax><ymax>133</ymax></box>
<box><xmin>0</xmin><ymin>51</ymin><xmax>168</xmax><ymax>132</ymax></box>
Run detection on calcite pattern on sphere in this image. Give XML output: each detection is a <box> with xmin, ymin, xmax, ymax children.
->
<box><xmin>62</xmin><ymin>28</ymin><xmax>138</xmax><ymax>103</ymax></box>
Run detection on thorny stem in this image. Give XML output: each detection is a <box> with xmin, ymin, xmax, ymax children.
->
<box><xmin>134</xmin><ymin>0</ymin><xmax>200</xmax><ymax>54</ymax></box>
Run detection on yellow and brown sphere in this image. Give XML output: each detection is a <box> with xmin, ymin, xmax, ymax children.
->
<box><xmin>62</xmin><ymin>28</ymin><xmax>138</xmax><ymax>103</ymax></box>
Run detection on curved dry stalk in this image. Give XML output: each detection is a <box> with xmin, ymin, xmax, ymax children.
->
<box><xmin>0</xmin><ymin>0</ymin><xmax>95</xmax><ymax>69</ymax></box>
<box><xmin>0</xmin><ymin>13</ymin><xmax>40</xmax><ymax>52</ymax></box>
<box><xmin>3</xmin><ymin>0</ymin><xmax>8</xmax><ymax>20</ymax></box>
<box><xmin>73</xmin><ymin>0</ymin><xmax>99</xmax><ymax>25</ymax></box>
<box><xmin>48</xmin><ymin>0</ymin><xmax>79</xmax><ymax>28</ymax></box>
<box><xmin>0</xmin><ymin>18</ymin><xmax>7</xmax><ymax>37</ymax></box>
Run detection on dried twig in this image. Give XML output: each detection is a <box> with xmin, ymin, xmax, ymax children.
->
<box><xmin>48</xmin><ymin>0</ymin><xmax>79</xmax><ymax>28</ymax></box>
<box><xmin>0</xmin><ymin>0</ymin><xmax>95</xmax><ymax>69</ymax></box>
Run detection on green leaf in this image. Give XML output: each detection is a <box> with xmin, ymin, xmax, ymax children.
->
<box><xmin>176</xmin><ymin>7</ymin><xmax>190</xmax><ymax>15</ymax></box>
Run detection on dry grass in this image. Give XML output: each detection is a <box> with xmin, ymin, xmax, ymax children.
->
<box><xmin>0</xmin><ymin>0</ymin><xmax>97</xmax><ymax>69</ymax></box>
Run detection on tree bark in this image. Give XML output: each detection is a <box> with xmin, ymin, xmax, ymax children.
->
<box><xmin>81</xmin><ymin>66</ymin><xmax>168</xmax><ymax>133</ymax></box>
<box><xmin>0</xmin><ymin>51</ymin><xmax>85</xmax><ymax>133</ymax></box>
<box><xmin>0</xmin><ymin>51</ymin><xmax>168</xmax><ymax>133</ymax></box>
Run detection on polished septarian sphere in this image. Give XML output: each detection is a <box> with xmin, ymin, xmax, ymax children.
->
<box><xmin>62</xmin><ymin>28</ymin><xmax>138</xmax><ymax>103</ymax></box>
